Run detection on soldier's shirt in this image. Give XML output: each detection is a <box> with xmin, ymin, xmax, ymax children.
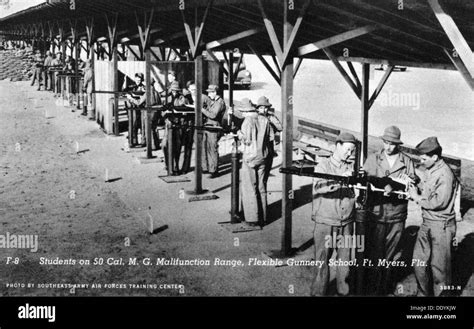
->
<box><xmin>202</xmin><ymin>95</ymin><xmax>225</xmax><ymax>127</ymax></box>
<box><xmin>312</xmin><ymin>156</ymin><xmax>356</xmax><ymax>226</ymax></box>
<box><xmin>417</xmin><ymin>159</ymin><xmax>457</xmax><ymax>222</ymax></box>
<box><xmin>363</xmin><ymin>149</ymin><xmax>417</xmax><ymax>223</ymax></box>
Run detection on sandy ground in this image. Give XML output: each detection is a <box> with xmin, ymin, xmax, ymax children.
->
<box><xmin>0</xmin><ymin>63</ymin><xmax>473</xmax><ymax>296</ymax></box>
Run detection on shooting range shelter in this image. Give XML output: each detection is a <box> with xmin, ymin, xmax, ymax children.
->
<box><xmin>0</xmin><ymin>0</ymin><xmax>472</xmax><ymax>257</ymax></box>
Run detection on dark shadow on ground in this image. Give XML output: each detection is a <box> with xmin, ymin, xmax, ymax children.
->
<box><xmin>394</xmin><ymin>225</ymin><xmax>420</xmax><ymax>284</ymax></box>
<box><xmin>452</xmin><ymin>232</ymin><xmax>474</xmax><ymax>296</ymax></box>
<box><xmin>461</xmin><ymin>198</ymin><xmax>474</xmax><ymax>217</ymax></box>
<box><xmin>266</xmin><ymin>184</ymin><xmax>313</xmax><ymax>225</ymax></box>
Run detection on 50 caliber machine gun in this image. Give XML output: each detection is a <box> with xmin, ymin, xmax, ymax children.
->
<box><xmin>279</xmin><ymin>166</ymin><xmax>411</xmax><ymax>200</ymax></box>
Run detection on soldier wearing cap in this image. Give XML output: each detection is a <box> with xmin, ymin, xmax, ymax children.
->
<box><xmin>162</xmin><ymin>80</ymin><xmax>189</xmax><ymax>175</ymax></box>
<box><xmin>363</xmin><ymin>126</ymin><xmax>418</xmax><ymax>295</ymax></box>
<box><xmin>256</xmin><ymin>96</ymin><xmax>282</xmax><ymax>185</ymax></box>
<box><xmin>408</xmin><ymin>137</ymin><xmax>458</xmax><ymax>296</ymax></box>
<box><xmin>311</xmin><ymin>132</ymin><xmax>357</xmax><ymax>296</ymax></box>
<box><xmin>124</xmin><ymin>72</ymin><xmax>147</xmax><ymax>146</ymax></box>
<box><xmin>31</xmin><ymin>50</ymin><xmax>44</xmax><ymax>90</ymax></box>
<box><xmin>82</xmin><ymin>60</ymin><xmax>94</xmax><ymax>119</ymax></box>
<box><xmin>42</xmin><ymin>51</ymin><xmax>53</xmax><ymax>91</ymax></box>
<box><xmin>237</xmin><ymin>98</ymin><xmax>271</xmax><ymax>226</ymax></box>
<box><xmin>202</xmin><ymin>84</ymin><xmax>226</xmax><ymax>178</ymax></box>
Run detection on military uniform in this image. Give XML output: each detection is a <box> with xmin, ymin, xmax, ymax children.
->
<box><xmin>162</xmin><ymin>84</ymin><xmax>189</xmax><ymax>174</ymax></box>
<box><xmin>411</xmin><ymin>137</ymin><xmax>457</xmax><ymax>296</ymax></box>
<box><xmin>202</xmin><ymin>85</ymin><xmax>226</xmax><ymax>175</ymax></box>
<box><xmin>239</xmin><ymin>98</ymin><xmax>271</xmax><ymax>225</ymax></box>
<box><xmin>180</xmin><ymin>92</ymin><xmax>196</xmax><ymax>174</ymax></box>
<box><xmin>126</xmin><ymin>82</ymin><xmax>146</xmax><ymax>145</ymax></box>
<box><xmin>42</xmin><ymin>52</ymin><xmax>53</xmax><ymax>91</ymax></box>
<box><xmin>363</xmin><ymin>148</ymin><xmax>417</xmax><ymax>295</ymax></box>
<box><xmin>311</xmin><ymin>133</ymin><xmax>357</xmax><ymax>296</ymax></box>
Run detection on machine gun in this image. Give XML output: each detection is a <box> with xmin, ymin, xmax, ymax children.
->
<box><xmin>279</xmin><ymin>166</ymin><xmax>411</xmax><ymax>200</ymax></box>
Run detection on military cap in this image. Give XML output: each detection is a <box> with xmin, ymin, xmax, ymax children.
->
<box><xmin>256</xmin><ymin>96</ymin><xmax>272</xmax><ymax>107</ymax></box>
<box><xmin>206</xmin><ymin>84</ymin><xmax>219</xmax><ymax>93</ymax></box>
<box><xmin>336</xmin><ymin>132</ymin><xmax>357</xmax><ymax>144</ymax></box>
<box><xmin>135</xmin><ymin>72</ymin><xmax>144</xmax><ymax>80</ymax></box>
<box><xmin>236</xmin><ymin>98</ymin><xmax>256</xmax><ymax>112</ymax></box>
<box><xmin>170</xmin><ymin>80</ymin><xmax>181</xmax><ymax>91</ymax></box>
<box><xmin>416</xmin><ymin>137</ymin><xmax>441</xmax><ymax>154</ymax></box>
<box><xmin>381</xmin><ymin>125</ymin><xmax>403</xmax><ymax>144</ymax></box>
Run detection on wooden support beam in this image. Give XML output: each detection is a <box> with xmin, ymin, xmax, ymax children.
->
<box><xmin>206</xmin><ymin>48</ymin><xmax>229</xmax><ymax>76</ymax></box>
<box><xmin>281</xmin><ymin>0</ymin><xmax>294</xmax><ymax>256</ymax></box>
<box><xmin>257</xmin><ymin>0</ymin><xmax>283</xmax><ymax>60</ymax></box>
<box><xmin>193</xmin><ymin>0</ymin><xmax>213</xmax><ymax>57</ymax></box>
<box><xmin>135</xmin><ymin>8</ymin><xmax>155</xmax><ymax>59</ymax></box>
<box><xmin>293</xmin><ymin>57</ymin><xmax>303</xmax><ymax>79</ymax></box>
<box><xmin>428</xmin><ymin>0</ymin><xmax>474</xmax><ymax>78</ymax></box>
<box><xmin>361</xmin><ymin>63</ymin><xmax>370</xmax><ymax>162</ymax></box>
<box><xmin>248</xmin><ymin>43</ymin><xmax>280</xmax><ymax>85</ymax></box>
<box><xmin>443</xmin><ymin>48</ymin><xmax>474</xmax><ymax>91</ymax></box>
<box><xmin>280</xmin><ymin>0</ymin><xmax>311</xmax><ymax>67</ymax></box>
<box><xmin>298</xmin><ymin>25</ymin><xmax>377</xmax><ymax>57</ymax></box>
<box><xmin>181</xmin><ymin>10</ymin><xmax>196</xmax><ymax>53</ymax></box>
<box><xmin>194</xmin><ymin>55</ymin><xmax>204</xmax><ymax>192</ymax></box>
<box><xmin>145</xmin><ymin>50</ymin><xmax>153</xmax><ymax>159</ymax></box>
<box><xmin>85</xmin><ymin>17</ymin><xmax>94</xmax><ymax>47</ymax></box>
<box><xmin>369</xmin><ymin>65</ymin><xmax>394</xmax><ymax>109</ymax></box>
<box><xmin>113</xmin><ymin>47</ymin><xmax>119</xmax><ymax>136</ymax></box>
<box><xmin>324</xmin><ymin>48</ymin><xmax>361</xmax><ymax>99</ymax></box>
<box><xmin>149</xmin><ymin>47</ymin><xmax>162</xmax><ymax>61</ymax></box>
<box><xmin>346</xmin><ymin>62</ymin><xmax>361</xmax><ymax>91</ymax></box>
<box><xmin>205</xmin><ymin>27</ymin><xmax>264</xmax><ymax>50</ymax></box>
<box><xmin>271</xmin><ymin>55</ymin><xmax>281</xmax><ymax>76</ymax></box>
<box><xmin>336</xmin><ymin>56</ymin><xmax>456</xmax><ymax>71</ymax></box>
<box><xmin>233</xmin><ymin>52</ymin><xmax>244</xmax><ymax>82</ymax></box>
<box><xmin>105</xmin><ymin>13</ymin><xmax>118</xmax><ymax>60</ymax></box>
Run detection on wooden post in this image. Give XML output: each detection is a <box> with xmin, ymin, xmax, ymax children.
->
<box><xmin>90</xmin><ymin>43</ymin><xmax>96</xmax><ymax>121</ymax></box>
<box><xmin>361</xmin><ymin>63</ymin><xmax>369</xmax><ymax>162</ymax></box>
<box><xmin>75</xmin><ymin>39</ymin><xmax>81</xmax><ymax>110</ymax></box>
<box><xmin>228</xmin><ymin>51</ymin><xmax>241</xmax><ymax>224</ymax></box>
<box><xmin>281</xmin><ymin>1</ymin><xmax>294</xmax><ymax>256</ymax></box>
<box><xmin>193</xmin><ymin>55</ymin><xmax>204</xmax><ymax>193</ymax></box>
<box><xmin>113</xmin><ymin>46</ymin><xmax>119</xmax><ymax>136</ymax></box>
<box><xmin>145</xmin><ymin>50</ymin><xmax>153</xmax><ymax>158</ymax></box>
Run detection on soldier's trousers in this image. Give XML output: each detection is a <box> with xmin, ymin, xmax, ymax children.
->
<box><xmin>181</xmin><ymin>125</ymin><xmax>194</xmax><ymax>173</ymax></box>
<box><xmin>241</xmin><ymin>161</ymin><xmax>267</xmax><ymax>224</ymax></box>
<box><xmin>311</xmin><ymin>222</ymin><xmax>353</xmax><ymax>296</ymax></box>
<box><xmin>365</xmin><ymin>220</ymin><xmax>405</xmax><ymax>295</ymax></box>
<box><xmin>413</xmin><ymin>218</ymin><xmax>456</xmax><ymax>296</ymax></box>
<box><xmin>202</xmin><ymin>130</ymin><xmax>219</xmax><ymax>173</ymax></box>
<box><xmin>163</xmin><ymin>124</ymin><xmax>182</xmax><ymax>174</ymax></box>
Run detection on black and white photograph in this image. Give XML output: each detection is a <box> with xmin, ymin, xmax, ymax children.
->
<box><xmin>0</xmin><ymin>0</ymin><xmax>473</xmax><ymax>325</ymax></box>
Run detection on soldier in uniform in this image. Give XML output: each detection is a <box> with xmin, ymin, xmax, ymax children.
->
<box><xmin>363</xmin><ymin>126</ymin><xmax>418</xmax><ymax>295</ymax></box>
<box><xmin>256</xmin><ymin>96</ymin><xmax>282</xmax><ymax>185</ymax></box>
<box><xmin>50</xmin><ymin>52</ymin><xmax>63</xmax><ymax>96</ymax></box>
<box><xmin>162</xmin><ymin>80</ymin><xmax>189</xmax><ymax>175</ymax></box>
<box><xmin>408</xmin><ymin>137</ymin><xmax>458</xmax><ymax>296</ymax></box>
<box><xmin>31</xmin><ymin>50</ymin><xmax>44</xmax><ymax>90</ymax></box>
<box><xmin>238</xmin><ymin>98</ymin><xmax>271</xmax><ymax>227</ymax></box>
<box><xmin>311</xmin><ymin>132</ymin><xmax>357</xmax><ymax>296</ymax></box>
<box><xmin>202</xmin><ymin>84</ymin><xmax>226</xmax><ymax>178</ymax></box>
<box><xmin>82</xmin><ymin>60</ymin><xmax>94</xmax><ymax>119</ymax></box>
<box><xmin>42</xmin><ymin>51</ymin><xmax>53</xmax><ymax>91</ymax></box>
<box><xmin>124</xmin><ymin>73</ymin><xmax>147</xmax><ymax>146</ymax></box>
<box><xmin>180</xmin><ymin>82</ymin><xmax>197</xmax><ymax>174</ymax></box>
